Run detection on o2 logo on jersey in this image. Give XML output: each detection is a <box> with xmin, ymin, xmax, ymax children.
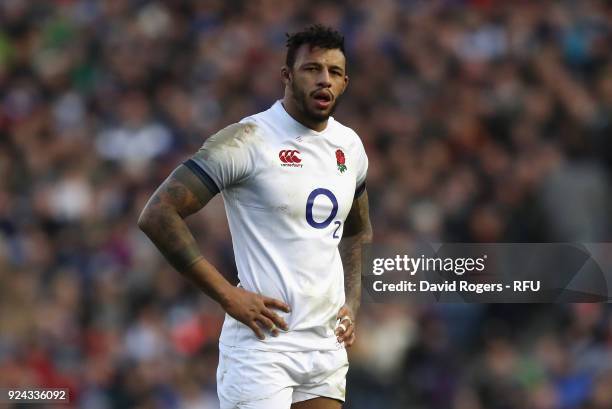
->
<box><xmin>279</xmin><ymin>149</ymin><xmax>303</xmax><ymax>168</ymax></box>
<box><xmin>306</xmin><ymin>188</ymin><xmax>342</xmax><ymax>239</ymax></box>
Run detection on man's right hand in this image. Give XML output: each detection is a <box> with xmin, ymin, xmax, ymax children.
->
<box><xmin>220</xmin><ymin>286</ymin><xmax>291</xmax><ymax>340</ymax></box>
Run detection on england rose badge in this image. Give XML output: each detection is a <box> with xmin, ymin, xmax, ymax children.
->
<box><xmin>336</xmin><ymin>149</ymin><xmax>347</xmax><ymax>173</ymax></box>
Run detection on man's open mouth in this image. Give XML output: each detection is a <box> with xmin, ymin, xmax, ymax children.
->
<box><xmin>313</xmin><ymin>90</ymin><xmax>332</xmax><ymax>109</ymax></box>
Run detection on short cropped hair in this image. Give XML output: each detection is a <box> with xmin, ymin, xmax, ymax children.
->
<box><xmin>285</xmin><ymin>24</ymin><xmax>345</xmax><ymax>69</ymax></box>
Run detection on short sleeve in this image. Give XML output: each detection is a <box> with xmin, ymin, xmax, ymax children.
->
<box><xmin>354</xmin><ymin>133</ymin><xmax>368</xmax><ymax>198</ymax></box>
<box><xmin>185</xmin><ymin>122</ymin><xmax>259</xmax><ymax>193</ymax></box>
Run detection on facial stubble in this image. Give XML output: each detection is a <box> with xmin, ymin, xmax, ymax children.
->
<box><xmin>290</xmin><ymin>77</ymin><xmax>340</xmax><ymax>123</ymax></box>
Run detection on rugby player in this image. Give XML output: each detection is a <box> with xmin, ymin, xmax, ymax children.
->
<box><xmin>138</xmin><ymin>24</ymin><xmax>372</xmax><ymax>409</ymax></box>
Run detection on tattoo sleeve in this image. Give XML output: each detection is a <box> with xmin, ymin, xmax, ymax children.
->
<box><xmin>137</xmin><ymin>164</ymin><xmax>215</xmax><ymax>273</ymax></box>
<box><xmin>339</xmin><ymin>191</ymin><xmax>373</xmax><ymax>313</ymax></box>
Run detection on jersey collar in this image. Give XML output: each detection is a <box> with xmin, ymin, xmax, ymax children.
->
<box><xmin>273</xmin><ymin>100</ymin><xmax>334</xmax><ymax>136</ymax></box>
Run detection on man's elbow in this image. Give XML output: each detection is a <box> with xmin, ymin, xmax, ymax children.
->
<box><xmin>137</xmin><ymin>207</ymin><xmax>155</xmax><ymax>234</ymax></box>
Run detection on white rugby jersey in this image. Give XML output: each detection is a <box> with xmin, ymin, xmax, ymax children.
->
<box><xmin>185</xmin><ymin>100</ymin><xmax>368</xmax><ymax>352</ymax></box>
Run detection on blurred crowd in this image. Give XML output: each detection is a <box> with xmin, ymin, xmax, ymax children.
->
<box><xmin>0</xmin><ymin>0</ymin><xmax>611</xmax><ymax>408</ymax></box>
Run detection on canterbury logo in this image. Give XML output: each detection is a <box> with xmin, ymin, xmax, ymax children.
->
<box><xmin>279</xmin><ymin>149</ymin><xmax>303</xmax><ymax>167</ymax></box>
<box><xmin>279</xmin><ymin>150</ymin><xmax>301</xmax><ymax>163</ymax></box>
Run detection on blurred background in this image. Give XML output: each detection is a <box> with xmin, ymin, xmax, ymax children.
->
<box><xmin>0</xmin><ymin>0</ymin><xmax>611</xmax><ymax>408</ymax></box>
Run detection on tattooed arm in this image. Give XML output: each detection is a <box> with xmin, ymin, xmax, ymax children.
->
<box><xmin>336</xmin><ymin>190</ymin><xmax>372</xmax><ymax>347</ymax></box>
<box><xmin>137</xmin><ymin>164</ymin><xmax>290</xmax><ymax>339</ymax></box>
<box><xmin>138</xmin><ymin>165</ymin><xmax>213</xmax><ymax>273</ymax></box>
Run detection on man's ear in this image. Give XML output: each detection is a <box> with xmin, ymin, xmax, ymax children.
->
<box><xmin>281</xmin><ymin>66</ymin><xmax>292</xmax><ymax>86</ymax></box>
<box><xmin>339</xmin><ymin>74</ymin><xmax>349</xmax><ymax>96</ymax></box>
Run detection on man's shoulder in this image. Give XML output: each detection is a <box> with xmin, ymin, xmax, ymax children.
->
<box><xmin>198</xmin><ymin>121</ymin><xmax>263</xmax><ymax>157</ymax></box>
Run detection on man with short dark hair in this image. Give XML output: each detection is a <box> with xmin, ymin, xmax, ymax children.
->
<box><xmin>138</xmin><ymin>24</ymin><xmax>372</xmax><ymax>409</ymax></box>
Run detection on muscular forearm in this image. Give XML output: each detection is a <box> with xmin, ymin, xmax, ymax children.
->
<box><xmin>138</xmin><ymin>207</ymin><xmax>233</xmax><ymax>304</ymax></box>
<box><xmin>339</xmin><ymin>229</ymin><xmax>371</xmax><ymax>313</ymax></box>
<box><xmin>339</xmin><ymin>190</ymin><xmax>372</xmax><ymax>314</ymax></box>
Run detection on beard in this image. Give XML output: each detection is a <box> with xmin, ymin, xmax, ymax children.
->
<box><xmin>290</xmin><ymin>80</ymin><xmax>340</xmax><ymax>123</ymax></box>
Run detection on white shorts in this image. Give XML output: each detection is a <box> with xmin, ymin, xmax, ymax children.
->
<box><xmin>217</xmin><ymin>345</ymin><xmax>348</xmax><ymax>409</ymax></box>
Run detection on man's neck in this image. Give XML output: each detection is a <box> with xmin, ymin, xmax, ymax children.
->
<box><xmin>281</xmin><ymin>98</ymin><xmax>328</xmax><ymax>132</ymax></box>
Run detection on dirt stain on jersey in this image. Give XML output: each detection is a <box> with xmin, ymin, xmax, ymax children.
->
<box><xmin>198</xmin><ymin>122</ymin><xmax>261</xmax><ymax>157</ymax></box>
<box><xmin>275</xmin><ymin>204</ymin><xmax>289</xmax><ymax>213</ymax></box>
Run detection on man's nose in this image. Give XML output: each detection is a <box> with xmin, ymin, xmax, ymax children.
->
<box><xmin>317</xmin><ymin>70</ymin><xmax>332</xmax><ymax>87</ymax></box>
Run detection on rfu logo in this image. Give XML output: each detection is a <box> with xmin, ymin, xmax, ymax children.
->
<box><xmin>279</xmin><ymin>149</ymin><xmax>303</xmax><ymax>167</ymax></box>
